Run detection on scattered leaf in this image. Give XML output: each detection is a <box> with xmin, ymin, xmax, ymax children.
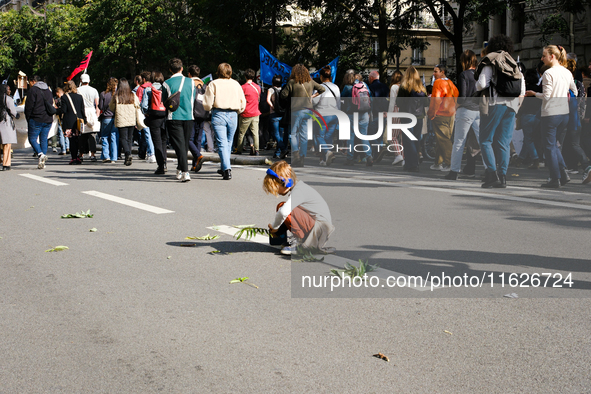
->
<box><xmin>234</xmin><ymin>226</ymin><xmax>271</xmax><ymax>240</ymax></box>
<box><xmin>331</xmin><ymin>260</ymin><xmax>377</xmax><ymax>278</ymax></box>
<box><xmin>211</xmin><ymin>226</ymin><xmax>220</xmax><ymax>231</ymax></box>
<box><xmin>167</xmin><ymin>256</ymin><xmax>171</xmax><ymax>259</ymax></box>
<box><xmin>61</xmin><ymin>210</ymin><xmax>93</xmax><ymax>219</ymax></box>
<box><xmin>229</xmin><ymin>277</ymin><xmax>258</xmax><ymax>288</ymax></box>
<box><xmin>185</xmin><ymin>234</ymin><xmax>220</xmax><ymax>240</ymax></box>
<box><xmin>511</xmin><ymin>174</ymin><xmax>520</xmax><ymax>177</ymax></box>
<box><xmin>373</xmin><ymin>353</ymin><xmax>390</xmax><ymax>362</ymax></box>
<box><xmin>45</xmin><ymin>245</ymin><xmax>69</xmax><ymax>252</ymax></box>
<box><xmin>210</xmin><ymin>250</ymin><xmax>221</xmax><ymax>254</ymax></box>
<box><xmin>443</xmin><ymin>330</ymin><xmax>453</xmax><ymax>335</ymax></box>
<box><xmin>89</xmin><ymin>228</ymin><xmax>97</xmax><ymax>232</ymax></box>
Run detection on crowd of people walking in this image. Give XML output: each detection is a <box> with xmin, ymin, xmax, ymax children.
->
<box><xmin>1</xmin><ymin>34</ymin><xmax>591</xmax><ymax>188</ymax></box>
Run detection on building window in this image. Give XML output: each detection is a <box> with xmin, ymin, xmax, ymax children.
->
<box><xmin>411</xmin><ymin>47</ymin><xmax>425</xmax><ymax>65</ymax></box>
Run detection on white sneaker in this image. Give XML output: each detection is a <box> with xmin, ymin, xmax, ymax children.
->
<box><xmin>430</xmin><ymin>163</ymin><xmax>443</xmax><ymax>171</ymax></box>
<box><xmin>281</xmin><ymin>245</ymin><xmax>297</xmax><ymax>255</ymax></box>
<box><xmin>38</xmin><ymin>154</ymin><xmax>47</xmax><ymax>169</ymax></box>
<box><xmin>392</xmin><ymin>155</ymin><xmax>404</xmax><ymax>166</ymax></box>
<box><xmin>176</xmin><ymin>169</ymin><xmax>182</xmax><ymax>180</ymax></box>
<box><xmin>440</xmin><ymin>164</ymin><xmax>451</xmax><ymax>172</ymax></box>
<box><xmin>319</xmin><ymin>160</ymin><xmax>327</xmax><ymax>166</ymax></box>
<box><xmin>326</xmin><ymin>151</ymin><xmax>335</xmax><ymax>166</ymax></box>
<box><xmin>181</xmin><ymin>172</ymin><xmax>191</xmax><ymax>182</ymax></box>
<box><xmin>582</xmin><ymin>166</ymin><xmax>591</xmax><ymax>184</ymax></box>
<box><xmin>146</xmin><ymin>155</ymin><xmax>156</xmax><ymax>163</ymax></box>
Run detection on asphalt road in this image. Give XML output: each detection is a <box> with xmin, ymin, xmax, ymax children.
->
<box><xmin>1</xmin><ymin>149</ymin><xmax>590</xmax><ymax>393</ymax></box>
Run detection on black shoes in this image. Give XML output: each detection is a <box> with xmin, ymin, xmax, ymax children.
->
<box><xmin>154</xmin><ymin>166</ymin><xmax>166</xmax><ymax>175</ymax></box>
<box><xmin>366</xmin><ymin>156</ymin><xmax>374</xmax><ymax>167</ymax></box>
<box><xmin>541</xmin><ymin>179</ymin><xmax>560</xmax><ymax>189</ymax></box>
<box><xmin>494</xmin><ymin>174</ymin><xmax>507</xmax><ymax>188</ymax></box>
<box><xmin>1</xmin><ymin>166</ymin><xmax>10</xmax><ymax>171</ymax></box>
<box><xmin>482</xmin><ymin>171</ymin><xmax>501</xmax><ymax>188</ymax></box>
<box><xmin>124</xmin><ymin>156</ymin><xmax>132</xmax><ymax>166</ymax></box>
<box><xmin>223</xmin><ymin>169</ymin><xmax>232</xmax><ymax>180</ymax></box>
<box><xmin>444</xmin><ymin>171</ymin><xmax>458</xmax><ymax>180</ymax></box>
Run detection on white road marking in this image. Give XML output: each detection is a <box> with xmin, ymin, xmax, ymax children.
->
<box><xmin>82</xmin><ymin>191</ymin><xmax>174</xmax><ymax>214</ymax></box>
<box><xmin>19</xmin><ymin>173</ymin><xmax>69</xmax><ymax>186</ymax></box>
<box><xmin>208</xmin><ymin>225</ymin><xmax>434</xmax><ymax>291</ymax></box>
<box><xmin>412</xmin><ymin>186</ymin><xmax>591</xmax><ymax>211</ymax></box>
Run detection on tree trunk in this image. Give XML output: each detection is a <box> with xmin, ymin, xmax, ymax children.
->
<box><xmin>378</xmin><ymin>1</ymin><xmax>389</xmax><ymax>83</ymax></box>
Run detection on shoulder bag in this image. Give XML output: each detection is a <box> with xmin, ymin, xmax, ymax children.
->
<box><xmin>66</xmin><ymin>93</ymin><xmax>85</xmax><ymax>135</ymax></box>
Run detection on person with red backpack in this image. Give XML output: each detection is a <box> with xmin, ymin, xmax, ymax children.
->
<box><xmin>141</xmin><ymin>71</ymin><xmax>168</xmax><ymax>174</ymax></box>
<box><xmin>341</xmin><ymin>72</ymin><xmax>373</xmax><ymax>166</ymax></box>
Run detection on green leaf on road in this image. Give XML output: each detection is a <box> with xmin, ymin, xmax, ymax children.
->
<box><xmin>234</xmin><ymin>226</ymin><xmax>270</xmax><ymax>240</ymax></box>
<box><xmin>61</xmin><ymin>210</ymin><xmax>94</xmax><ymax>219</ymax></box>
<box><xmin>45</xmin><ymin>245</ymin><xmax>69</xmax><ymax>252</ymax></box>
<box><xmin>185</xmin><ymin>234</ymin><xmax>219</xmax><ymax>240</ymax></box>
<box><xmin>89</xmin><ymin>228</ymin><xmax>98</xmax><ymax>232</ymax></box>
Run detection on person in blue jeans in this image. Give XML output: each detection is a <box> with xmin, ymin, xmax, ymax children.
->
<box><xmin>98</xmin><ymin>77</ymin><xmax>119</xmax><ymax>162</ymax></box>
<box><xmin>267</xmin><ymin>75</ymin><xmax>288</xmax><ymax>159</ymax></box>
<box><xmin>24</xmin><ymin>75</ymin><xmax>55</xmax><ymax>169</ymax></box>
<box><xmin>475</xmin><ymin>35</ymin><xmax>525</xmax><ymax>188</ymax></box>
<box><xmin>203</xmin><ymin>62</ymin><xmax>246</xmax><ymax>180</ymax></box>
<box><xmin>313</xmin><ymin>65</ymin><xmax>341</xmax><ymax>166</ymax></box>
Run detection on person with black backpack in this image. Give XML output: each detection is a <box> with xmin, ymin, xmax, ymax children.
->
<box><xmin>24</xmin><ymin>75</ymin><xmax>56</xmax><ymax>169</ymax></box>
<box><xmin>475</xmin><ymin>34</ymin><xmax>525</xmax><ymax>188</ymax></box>
<box><xmin>267</xmin><ymin>74</ymin><xmax>287</xmax><ymax>159</ymax></box>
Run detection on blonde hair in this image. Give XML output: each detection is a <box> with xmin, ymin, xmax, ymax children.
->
<box><xmin>263</xmin><ymin>161</ymin><xmax>297</xmax><ymax>196</ymax></box>
<box><xmin>545</xmin><ymin>45</ymin><xmax>568</xmax><ymax>67</ymax></box>
<box><xmin>400</xmin><ymin>66</ymin><xmax>426</xmax><ymax>94</ymax></box>
<box><xmin>64</xmin><ymin>80</ymin><xmax>77</xmax><ymax>94</ymax></box>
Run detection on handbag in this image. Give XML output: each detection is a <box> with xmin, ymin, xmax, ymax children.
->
<box><xmin>136</xmin><ymin>106</ymin><xmax>147</xmax><ymax>130</ymax></box>
<box><xmin>66</xmin><ymin>93</ymin><xmax>85</xmax><ymax>134</ymax></box>
<box><xmin>163</xmin><ymin>76</ymin><xmax>185</xmax><ymax>112</ymax></box>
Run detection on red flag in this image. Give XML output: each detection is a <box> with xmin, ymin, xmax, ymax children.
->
<box><xmin>67</xmin><ymin>51</ymin><xmax>93</xmax><ymax>81</ymax></box>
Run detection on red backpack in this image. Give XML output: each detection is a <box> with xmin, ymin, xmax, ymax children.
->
<box><xmin>149</xmin><ymin>87</ymin><xmax>166</xmax><ymax>117</ymax></box>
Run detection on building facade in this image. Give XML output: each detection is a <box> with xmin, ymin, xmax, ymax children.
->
<box><xmin>463</xmin><ymin>3</ymin><xmax>591</xmax><ymax>69</ymax></box>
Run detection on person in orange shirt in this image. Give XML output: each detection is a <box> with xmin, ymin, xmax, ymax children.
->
<box><xmin>427</xmin><ymin>65</ymin><xmax>458</xmax><ymax>171</ymax></box>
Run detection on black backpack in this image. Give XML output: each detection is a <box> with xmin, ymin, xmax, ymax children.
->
<box><xmin>271</xmin><ymin>87</ymin><xmax>286</xmax><ymax>116</ymax></box>
<box><xmin>492</xmin><ymin>71</ymin><xmax>521</xmax><ymax>97</ymax></box>
<box><xmin>193</xmin><ymin>83</ymin><xmax>210</xmax><ymax>122</ymax></box>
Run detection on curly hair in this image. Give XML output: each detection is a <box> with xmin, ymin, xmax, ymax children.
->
<box><xmin>290</xmin><ymin>64</ymin><xmax>311</xmax><ymax>84</ymax></box>
<box><xmin>105</xmin><ymin>77</ymin><xmax>118</xmax><ymax>94</ymax></box>
<box><xmin>487</xmin><ymin>34</ymin><xmax>514</xmax><ymax>54</ymax></box>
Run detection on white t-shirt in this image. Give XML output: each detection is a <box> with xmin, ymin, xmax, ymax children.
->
<box><xmin>535</xmin><ymin>65</ymin><xmax>578</xmax><ymax>117</ymax></box>
<box><xmin>77</xmin><ymin>85</ymin><xmax>99</xmax><ymax>109</ymax></box>
<box><xmin>271</xmin><ymin>181</ymin><xmax>332</xmax><ymax>229</ymax></box>
<box><xmin>313</xmin><ymin>81</ymin><xmax>341</xmax><ymax>111</ymax></box>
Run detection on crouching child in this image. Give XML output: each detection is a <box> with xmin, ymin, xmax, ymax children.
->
<box><xmin>263</xmin><ymin>160</ymin><xmax>335</xmax><ymax>255</ymax></box>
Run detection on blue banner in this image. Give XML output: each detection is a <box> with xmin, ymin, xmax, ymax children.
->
<box><xmin>259</xmin><ymin>45</ymin><xmax>339</xmax><ymax>86</ymax></box>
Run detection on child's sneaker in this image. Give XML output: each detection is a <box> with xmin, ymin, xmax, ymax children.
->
<box><xmin>281</xmin><ymin>245</ymin><xmax>297</xmax><ymax>255</ymax></box>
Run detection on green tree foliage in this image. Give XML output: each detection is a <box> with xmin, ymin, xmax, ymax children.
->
<box><xmin>0</xmin><ymin>4</ymin><xmax>83</xmax><ymax>83</ymax></box>
<box><xmin>294</xmin><ymin>0</ymin><xmax>421</xmax><ymax>82</ymax></box>
<box><xmin>279</xmin><ymin>8</ymin><xmax>374</xmax><ymax>82</ymax></box>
